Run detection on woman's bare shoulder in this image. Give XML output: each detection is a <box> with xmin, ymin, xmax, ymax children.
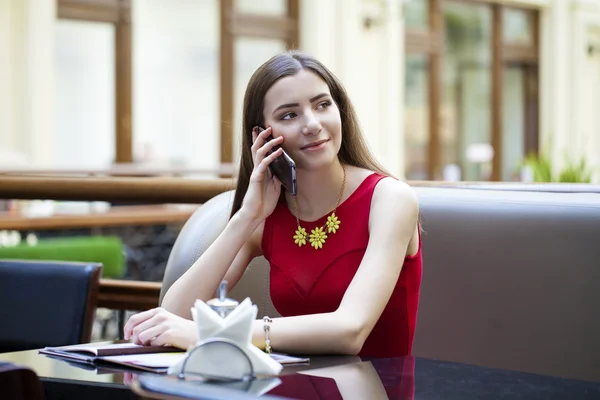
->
<box><xmin>344</xmin><ymin>166</ymin><xmax>379</xmax><ymax>189</ymax></box>
<box><xmin>369</xmin><ymin>178</ymin><xmax>420</xmax><ymax>253</ymax></box>
<box><xmin>372</xmin><ymin>177</ymin><xmax>419</xmax><ymax>209</ymax></box>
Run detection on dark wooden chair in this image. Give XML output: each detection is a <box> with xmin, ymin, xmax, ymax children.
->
<box><xmin>0</xmin><ymin>260</ymin><xmax>101</xmax><ymax>353</ymax></box>
<box><xmin>0</xmin><ymin>362</ymin><xmax>44</xmax><ymax>400</ymax></box>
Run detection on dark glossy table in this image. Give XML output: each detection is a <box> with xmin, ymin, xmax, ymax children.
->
<box><xmin>1</xmin><ymin>345</ymin><xmax>599</xmax><ymax>400</ymax></box>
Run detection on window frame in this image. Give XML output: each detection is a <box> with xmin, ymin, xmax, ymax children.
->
<box><xmin>58</xmin><ymin>0</ymin><xmax>300</xmax><ymax>169</ymax></box>
<box><xmin>404</xmin><ymin>0</ymin><xmax>540</xmax><ymax>181</ymax></box>
<box><xmin>219</xmin><ymin>0</ymin><xmax>300</xmax><ymax>173</ymax></box>
<box><xmin>57</xmin><ymin>0</ymin><xmax>133</xmax><ymax>163</ymax></box>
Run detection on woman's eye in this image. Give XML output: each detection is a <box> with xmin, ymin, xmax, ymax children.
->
<box><xmin>281</xmin><ymin>112</ymin><xmax>296</xmax><ymax>120</ymax></box>
<box><xmin>317</xmin><ymin>101</ymin><xmax>332</xmax><ymax>109</ymax></box>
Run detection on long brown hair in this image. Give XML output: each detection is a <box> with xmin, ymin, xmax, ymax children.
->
<box><xmin>230</xmin><ymin>50</ymin><xmax>391</xmax><ymax>219</ymax></box>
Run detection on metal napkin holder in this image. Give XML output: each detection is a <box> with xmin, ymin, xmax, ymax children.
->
<box><xmin>177</xmin><ymin>337</ymin><xmax>255</xmax><ymax>383</ymax></box>
<box><xmin>175</xmin><ymin>338</ymin><xmax>283</xmax><ymax>396</ymax></box>
<box><xmin>173</xmin><ymin>281</ymin><xmax>263</xmax><ymax>385</ymax></box>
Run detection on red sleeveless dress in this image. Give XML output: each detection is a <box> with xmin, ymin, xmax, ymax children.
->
<box><xmin>262</xmin><ymin>173</ymin><xmax>423</xmax><ymax>357</ymax></box>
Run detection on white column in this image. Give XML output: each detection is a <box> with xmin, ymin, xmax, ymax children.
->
<box><xmin>0</xmin><ymin>0</ymin><xmax>21</xmax><ymax>165</ymax></box>
<box><xmin>541</xmin><ymin>0</ymin><xmax>571</xmax><ymax>175</ymax></box>
<box><xmin>299</xmin><ymin>0</ymin><xmax>339</xmax><ymax>72</ymax></box>
<box><xmin>571</xmin><ymin>0</ymin><xmax>600</xmax><ymax>182</ymax></box>
<box><xmin>378</xmin><ymin>0</ymin><xmax>403</xmax><ymax>177</ymax></box>
<box><xmin>1</xmin><ymin>0</ymin><xmax>56</xmax><ymax>167</ymax></box>
<box><xmin>22</xmin><ymin>0</ymin><xmax>56</xmax><ymax>166</ymax></box>
<box><xmin>0</xmin><ymin>0</ymin><xmax>13</xmax><ymax>148</ymax></box>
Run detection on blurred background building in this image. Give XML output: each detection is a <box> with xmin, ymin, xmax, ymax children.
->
<box><xmin>1</xmin><ymin>0</ymin><xmax>599</xmax><ymax>182</ymax></box>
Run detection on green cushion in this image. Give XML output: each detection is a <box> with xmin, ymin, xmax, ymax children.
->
<box><xmin>0</xmin><ymin>236</ymin><xmax>125</xmax><ymax>278</ymax></box>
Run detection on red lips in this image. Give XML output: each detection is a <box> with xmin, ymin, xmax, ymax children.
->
<box><xmin>301</xmin><ymin>139</ymin><xmax>329</xmax><ymax>150</ymax></box>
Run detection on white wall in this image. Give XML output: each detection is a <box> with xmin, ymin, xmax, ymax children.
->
<box><xmin>0</xmin><ymin>0</ymin><xmax>55</xmax><ymax>168</ymax></box>
<box><xmin>570</xmin><ymin>1</ymin><xmax>600</xmax><ymax>181</ymax></box>
<box><xmin>0</xmin><ymin>0</ymin><xmax>16</xmax><ymax>162</ymax></box>
<box><xmin>24</xmin><ymin>0</ymin><xmax>56</xmax><ymax>166</ymax></box>
<box><xmin>539</xmin><ymin>0</ymin><xmax>600</xmax><ymax>181</ymax></box>
<box><xmin>543</xmin><ymin>0</ymin><xmax>572</xmax><ymax>174</ymax></box>
<box><xmin>0</xmin><ymin>0</ymin><xmax>27</xmax><ymax>166</ymax></box>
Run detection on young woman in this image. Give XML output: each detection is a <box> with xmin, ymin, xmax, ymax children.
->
<box><xmin>124</xmin><ymin>50</ymin><xmax>422</xmax><ymax>357</ymax></box>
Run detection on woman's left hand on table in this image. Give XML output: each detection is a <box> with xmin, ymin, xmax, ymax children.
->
<box><xmin>123</xmin><ymin>307</ymin><xmax>197</xmax><ymax>349</ymax></box>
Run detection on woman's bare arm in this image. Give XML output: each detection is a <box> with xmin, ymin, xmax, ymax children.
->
<box><xmin>161</xmin><ymin>126</ymin><xmax>284</xmax><ymax>319</ymax></box>
<box><xmin>161</xmin><ymin>211</ymin><xmax>263</xmax><ymax>319</ymax></box>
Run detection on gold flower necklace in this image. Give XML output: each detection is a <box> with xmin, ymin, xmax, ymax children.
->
<box><xmin>291</xmin><ymin>167</ymin><xmax>346</xmax><ymax>250</ymax></box>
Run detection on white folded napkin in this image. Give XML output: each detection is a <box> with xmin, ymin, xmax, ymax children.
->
<box><xmin>168</xmin><ymin>297</ymin><xmax>283</xmax><ymax>378</ymax></box>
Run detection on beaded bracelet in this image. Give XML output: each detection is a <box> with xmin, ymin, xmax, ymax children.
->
<box><xmin>263</xmin><ymin>316</ymin><xmax>273</xmax><ymax>354</ymax></box>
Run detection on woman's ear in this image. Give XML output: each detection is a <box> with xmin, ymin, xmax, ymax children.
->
<box><xmin>251</xmin><ymin>126</ymin><xmax>259</xmax><ymax>143</ymax></box>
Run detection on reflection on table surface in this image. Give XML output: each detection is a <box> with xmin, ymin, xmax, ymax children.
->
<box><xmin>271</xmin><ymin>357</ymin><xmax>414</xmax><ymax>400</ymax></box>
<box><xmin>1</xmin><ymin>345</ymin><xmax>600</xmax><ymax>400</ymax></box>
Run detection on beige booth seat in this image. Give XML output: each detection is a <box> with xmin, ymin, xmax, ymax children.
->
<box><xmin>160</xmin><ymin>186</ymin><xmax>600</xmax><ymax>382</ymax></box>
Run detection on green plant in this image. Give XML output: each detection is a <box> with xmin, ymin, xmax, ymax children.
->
<box><xmin>523</xmin><ymin>152</ymin><xmax>553</xmax><ymax>182</ymax></box>
<box><xmin>522</xmin><ymin>152</ymin><xmax>592</xmax><ymax>183</ymax></box>
<box><xmin>558</xmin><ymin>155</ymin><xmax>593</xmax><ymax>183</ymax></box>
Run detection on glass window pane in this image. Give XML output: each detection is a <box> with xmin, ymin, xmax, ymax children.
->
<box><xmin>403</xmin><ymin>0</ymin><xmax>429</xmax><ymax>30</ymax></box>
<box><xmin>404</xmin><ymin>54</ymin><xmax>429</xmax><ymax>180</ymax></box>
<box><xmin>55</xmin><ymin>20</ymin><xmax>115</xmax><ymax>169</ymax></box>
<box><xmin>233</xmin><ymin>38</ymin><xmax>287</xmax><ymax>161</ymax></box>
<box><xmin>502</xmin><ymin>67</ymin><xmax>525</xmax><ymax>181</ymax></box>
<box><xmin>442</xmin><ymin>2</ymin><xmax>492</xmax><ymax>181</ymax></box>
<box><xmin>234</xmin><ymin>0</ymin><xmax>287</xmax><ymax>16</ymax></box>
<box><xmin>133</xmin><ymin>0</ymin><xmax>220</xmax><ymax>174</ymax></box>
<box><xmin>447</xmin><ymin>69</ymin><xmax>493</xmax><ymax>181</ymax></box>
<box><xmin>503</xmin><ymin>8</ymin><xmax>533</xmax><ymax>46</ymax></box>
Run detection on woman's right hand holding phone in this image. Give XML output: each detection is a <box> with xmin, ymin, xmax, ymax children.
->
<box><xmin>241</xmin><ymin>126</ymin><xmax>284</xmax><ymax>223</ymax></box>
